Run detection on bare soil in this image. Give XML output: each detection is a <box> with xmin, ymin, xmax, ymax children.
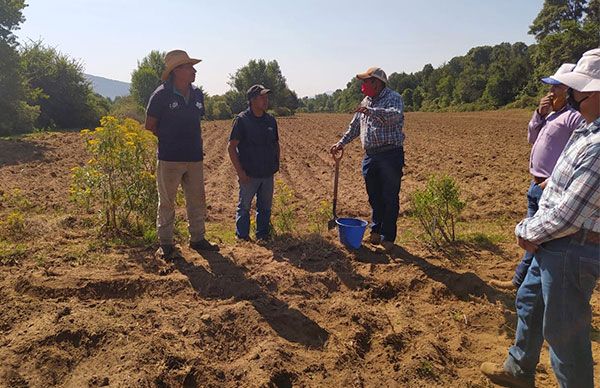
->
<box><xmin>1</xmin><ymin>111</ymin><xmax>598</xmax><ymax>387</ymax></box>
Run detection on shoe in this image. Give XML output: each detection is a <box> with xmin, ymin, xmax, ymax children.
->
<box><xmin>189</xmin><ymin>239</ymin><xmax>220</xmax><ymax>252</ymax></box>
<box><xmin>156</xmin><ymin>244</ymin><xmax>182</xmax><ymax>261</ymax></box>
<box><xmin>236</xmin><ymin>235</ymin><xmax>252</xmax><ymax>242</ymax></box>
<box><xmin>489</xmin><ymin>279</ymin><xmax>517</xmax><ymax>290</ymax></box>
<box><xmin>369</xmin><ymin>232</ymin><xmax>381</xmax><ymax>245</ymax></box>
<box><xmin>381</xmin><ymin>240</ymin><xmax>395</xmax><ymax>252</ymax></box>
<box><xmin>480</xmin><ymin>362</ymin><xmax>534</xmax><ymax>388</ymax></box>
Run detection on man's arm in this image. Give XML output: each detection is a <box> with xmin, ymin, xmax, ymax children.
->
<box><xmin>227</xmin><ymin>139</ymin><xmax>250</xmax><ymax>184</ymax></box>
<box><xmin>516</xmin><ymin>144</ymin><xmax>600</xmax><ymax>243</ymax></box>
<box><xmin>145</xmin><ymin>115</ymin><xmax>159</xmax><ymax>136</ymax></box>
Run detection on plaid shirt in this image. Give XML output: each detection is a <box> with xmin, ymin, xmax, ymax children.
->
<box><xmin>338</xmin><ymin>87</ymin><xmax>404</xmax><ymax>150</ymax></box>
<box><xmin>516</xmin><ymin>117</ymin><xmax>600</xmax><ymax>244</ymax></box>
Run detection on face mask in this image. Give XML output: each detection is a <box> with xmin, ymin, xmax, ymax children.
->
<box><xmin>567</xmin><ymin>88</ymin><xmax>589</xmax><ymax>112</ymax></box>
<box><xmin>551</xmin><ymin>93</ymin><xmax>567</xmax><ymax>111</ymax></box>
<box><xmin>361</xmin><ymin>81</ymin><xmax>377</xmax><ymax>97</ymax></box>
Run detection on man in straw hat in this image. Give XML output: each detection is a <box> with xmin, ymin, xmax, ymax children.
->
<box><xmin>490</xmin><ymin>64</ymin><xmax>584</xmax><ymax>290</ymax></box>
<box><xmin>481</xmin><ymin>48</ymin><xmax>600</xmax><ymax>388</ymax></box>
<box><xmin>330</xmin><ymin>67</ymin><xmax>405</xmax><ymax>252</ymax></box>
<box><xmin>227</xmin><ymin>84</ymin><xmax>280</xmax><ymax>242</ymax></box>
<box><xmin>145</xmin><ymin>49</ymin><xmax>218</xmax><ymax>260</ymax></box>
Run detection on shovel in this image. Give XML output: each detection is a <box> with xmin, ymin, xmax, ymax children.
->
<box><xmin>328</xmin><ymin>148</ymin><xmax>344</xmax><ymax>230</ymax></box>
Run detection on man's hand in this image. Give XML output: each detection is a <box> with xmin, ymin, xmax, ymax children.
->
<box><xmin>517</xmin><ymin>236</ymin><xmax>538</xmax><ymax>253</ymax></box>
<box><xmin>539</xmin><ymin>179</ymin><xmax>548</xmax><ymax>190</ymax></box>
<box><xmin>330</xmin><ymin>143</ymin><xmax>344</xmax><ymax>156</ymax></box>
<box><xmin>355</xmin><ymin>106</ymin><xmax>371</xmax><ymax>116</ymax></box>
<box><xmin>238</xmin><ymin>170</ymin><xmax>251</xmax><ymax>185</ymax></box>
<box><xmin>537</xmin><ymin>94</ymin><xmax>552</xmax><ymax>117</ymax></box>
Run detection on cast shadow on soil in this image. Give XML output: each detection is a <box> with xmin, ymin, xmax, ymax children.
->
<box><xmin>263</xmin><ymin>234</ymin><xmax>375</xmax><ymax>291</ymax></box>
<box><xmin>0</xmin><ymin>138</ymin><xmax>49</xmax><ymax>167</ymax></box>
<box><xmin>171</xmin><ymin>250</ymin><xmax>329</xmax><ymax>349</ymax></box>
<box><xmin>389</xmin><ymin>244</ymin><xmax>514</xmax><ymax>306</ymax></box>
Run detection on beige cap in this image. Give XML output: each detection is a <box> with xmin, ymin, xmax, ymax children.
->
<box><xmin>356</xmin><ymin>67</ymin><xmax>388</xmax><ymax>84</ymax></box>
<box><xmin>161</xmin><ymin>50</ymin><xmax>201</xmax><ymax>81</ymax></box>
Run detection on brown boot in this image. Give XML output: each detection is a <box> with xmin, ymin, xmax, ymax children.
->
<box><xmin>369</xmin><ymin>232</ymin><xmax>381</xmax><ymax>245</ymax></box>
<box><xmin>489</xmin><ymin>279</ymin><xmax>516</xmax><ymax>290</ymax></box>
<box><xmin>480</xmin><ymin>362</ymin><xmax>534</xmax><ymax>388</ymax></box>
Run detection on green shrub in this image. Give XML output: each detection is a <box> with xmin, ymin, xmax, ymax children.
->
<box><xmin>410</xmin><ymin>175</ymin><xmax>466</xmax><ymax>247</ymax></box>
<box><xmin>70</xmin><ymin>116</ymin><xmax>157</xmax><ymax>237</ymax></box>
<box><xmin>272</xmin><ymin>180</ymin><xmax>296</xmax><ymax>235</ymax></box>
<box><xmin>308</xmin><ymin>200</ymin><xmax>333</xmax><ymax>234</ymax></box>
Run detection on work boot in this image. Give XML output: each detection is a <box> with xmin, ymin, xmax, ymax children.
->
<box><xmin>480</xmin><ymin>362</ymin><xmax>534</xmax><ymax>388</ymax></box>
<box><xmin>369</xmin><ymin>232</ymin><xmax>381</xmax><ymax>245</ymax></box>
<box><xmin>489</xmin><ymin>279</ymin><xmax>517</xmax><ymax>290</ymax></box>
<box><xmin>156</xmin><ymin>244</ymin><xmax>182</xmax><ymax>262</ymax></box>
<box><xmin>381</xmin><ymin>240</ymin><xmax>395</xmax><ymax>253</ymax></box>
<box><xmin>190</xmin><ymin>238</ymin><xmax>219</xmax><ymax>252</ymax></box>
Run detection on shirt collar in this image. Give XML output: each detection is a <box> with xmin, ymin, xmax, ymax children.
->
<box><xmin>371</xmin><ymin>87</ymin><xmax>390</xmax><ymax>102</ymax></box>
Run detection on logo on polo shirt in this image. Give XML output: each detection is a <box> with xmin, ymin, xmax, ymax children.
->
<box><xmin>195</xmin><ymin>101</ymin><xmax>203</xmax><ymax>110</ymax></box>
<box><xmin>169</xmin><ymin>101</ymin><xmax>179</xmax><ymax>109</ymax></box>
<box><xmin>267</xmin><ymin>127</ymin><xmax>274</xmax><ymax>131</ymax></box>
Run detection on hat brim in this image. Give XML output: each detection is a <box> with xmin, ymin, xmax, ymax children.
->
<box><xmin>247</xmin><ymin>89</ymin><xmax>271</xmax><ymax>100</ymax></box>
<box><xmin>161</xmin><ymin>58</ymin><xmax>202</xmax><ymax>81</ymax></box>
<box><xmin>541</xmin><ymin>77</ymin><xmax>561</xmax><ymax>85</ymax></box>
<box><xmin>356</xmin><ymin>72</ymin><xmax>387</xmax><ymax>84</ymax></box>
<box><xmin>553</xmin><ymin>72</ymin><xmax>600</xmax><ymax>92</ymax></box>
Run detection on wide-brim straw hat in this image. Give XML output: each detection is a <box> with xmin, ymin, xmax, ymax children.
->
<box><xmin>161</xmin><ymin>50</ymin><xmax>201</xmax><ymax>81</ymax></box>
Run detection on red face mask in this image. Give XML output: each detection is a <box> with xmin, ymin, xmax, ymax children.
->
<box><xmin>361</xmin><ymin>81</ymin><xmax>377</xmax><ymax>97</ymax></box>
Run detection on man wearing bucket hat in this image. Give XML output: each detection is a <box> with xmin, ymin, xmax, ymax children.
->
<box><xmin>490</xmin><ymin>64</ymin><xmax>584</xmax><ymax>290</ymax></box>
<box><xmin>145</xmin><ymin>49</ymin><xmax>219</xmax><ymax>260</ymax></box>
<box><xmin>227</xmin><ymin>84</ymin><xmax>280</xmax><ymax>241</ymax></box>
<box><xmin>330</xmin><ymin>67</ymin><xmax>405</xmax><ymax>252</ymax></box>
<box><xmin>481</xmin><ymin>48</ymin><xmax>600</xmax><ymax>388</ymax></box>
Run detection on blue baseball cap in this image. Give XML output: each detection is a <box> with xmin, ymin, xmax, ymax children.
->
<box><xmin>541</xmin><ymin>63</ymin><xmax>576</xmax><ymax>85</ymax></box>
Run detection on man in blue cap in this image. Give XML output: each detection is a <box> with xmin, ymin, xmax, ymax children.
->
<box><xmin>490</xmin><ymin>63</ymin><xmax>584</xmax><ymax>290</ymax></box>
<box><xmin>227</xmin><ymin>84</ymin><xmax>280</xmax><ymax>241</ymax></box>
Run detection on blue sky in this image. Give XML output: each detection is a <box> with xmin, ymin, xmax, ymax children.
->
<box><xmin>17</xmin><ymin>0</ymin><xmax>542</xmax><ymax>97</ymax></box>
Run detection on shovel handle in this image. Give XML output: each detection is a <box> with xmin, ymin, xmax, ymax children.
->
<box><xmin>331</xmin><ymin>147</ymin><xmax>344</xmax><ymax>162</ymax></box>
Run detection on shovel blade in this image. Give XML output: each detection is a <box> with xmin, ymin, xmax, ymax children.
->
<box><xmin>327</xmin><ymin>219</ymin><xmax>337</xmax><ymax>230</ymax></box>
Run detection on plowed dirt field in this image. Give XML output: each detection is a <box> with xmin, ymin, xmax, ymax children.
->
<box><xmin>1</xmin><ymin>111</ymin><xmax>598</xmax><ymax>387</ymax></box>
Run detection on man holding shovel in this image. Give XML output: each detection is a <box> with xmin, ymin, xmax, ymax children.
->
<box><xmin>330</xmin><ymin>67</ymin><xmax>405</xmax><ymax>252</ymax></box>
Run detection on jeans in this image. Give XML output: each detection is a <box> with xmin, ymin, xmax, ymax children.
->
<box><xmin>236</xmin><ymin>176</ymin><xmax>274</xmax><ymax>240</ymax></box>
<box><xmin>361</xmin><ymin>148</ymin><xmax>404</xmax><ymax>243</ymax></box>
<box><xmin>513</xmin><ymin>181</ymin><xmax>544</xmax><ymax>287</ymax></box>
<box><xmin>504</xmin><ymin>234</ymin><xmax>600</xmax><ymax>387</ymax></box>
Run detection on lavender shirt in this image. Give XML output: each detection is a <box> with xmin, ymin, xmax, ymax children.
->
<box><xmin>528</xmin><ymin>107</ymin><xmax>585</xmax><ymax>178</ymax></box>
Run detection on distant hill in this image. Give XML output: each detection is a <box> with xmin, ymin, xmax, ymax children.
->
<box><xmin>84</xmin><ymin>74</ymin><xmax>130</xmax><ymax>100</ymax></box>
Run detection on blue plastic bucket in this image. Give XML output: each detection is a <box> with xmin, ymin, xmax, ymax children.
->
<box><xmin>336</xmin><ymin>218</ymin><xmax>368</xmax><ymax>249</ymax></box>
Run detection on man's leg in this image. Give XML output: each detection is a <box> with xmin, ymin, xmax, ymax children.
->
<box><xmin>512</xmin><ymin>182</ymin><xmax>543</xmax><ymax>287</ymax></box>
<box><xmin>156</xmin><ymin>160</ymin><xmax>186</xmax><ymax>246</ymax></box>
<box><xmin>362</xmin><ymin>154</ymin><xmax>384</xmax><ymax>237</ymax></box>
<box><xmin>236</xmin><ymin>178</ymin><xmax>260</xmax><ymax>240</ymax></box>
<box><xmin>539</xmin><ymin>237</ymin><xmax>599</xmax><ymax>387</ymax></box>
<box><xmin>504</xmin><ymin>257</ymin><xmax>545</xmax><ymax>379</ymax></box>
<box><xmin>255</xmin><ymin>176</ymin><xmax>274</xmax><ymax>240</ymax></box>
<box><xmin>181</xmin><ymin>161</ymin><xmax>207</xmax><ymax>243</ymax></box>
<box><xmin>377</xmin><ymin>148</ymin><xmax>404</xmax><ymax>243</ymax></box>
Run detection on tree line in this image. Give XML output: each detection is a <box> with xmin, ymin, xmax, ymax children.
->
<box><xmin>1</xmin><ymin>0</ymin><xmax>598</xmax><ymax>135</ymax></box>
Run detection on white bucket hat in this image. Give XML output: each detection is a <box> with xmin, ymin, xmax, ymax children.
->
<box><xmin>552</xmin><ymin>48</ymin><xmax>600</xmax><ymax>92</ymax></box>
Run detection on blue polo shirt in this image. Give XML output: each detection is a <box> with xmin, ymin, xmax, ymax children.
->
<box><xmin>229</xmin><ymin>108</ymin><xmax>279</xmax><ymax>178</ymax></box>
<box><xmin>146</xmin><ymin>81</ymin><xmax>205</xmax><ymax>161</ymax></box>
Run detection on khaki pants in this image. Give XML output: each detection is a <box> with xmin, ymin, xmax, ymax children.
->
<box><xmin>156</xmin><ymin>160</ymin><xmax>206</xmax><ymax>245</ymax></box>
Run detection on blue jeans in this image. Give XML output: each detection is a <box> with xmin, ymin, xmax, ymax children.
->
<box><xmin>504</xmin><ymin>234</ymin><xmax>600</xmax><ymax>387</ymax></box>
<box><xmin>362</xmin><ymin>148</ymin><xmax>404</xmax><ymax>243</ymax></box>
<box><xmin>513</xmin><ymin>181</ymin><xmax>544</xmax><ymax>287</ymax></box>
<box><xmin>236</xmin><ymin>176</ymin><xmax>274</xmax><ymax>240</ymax></box>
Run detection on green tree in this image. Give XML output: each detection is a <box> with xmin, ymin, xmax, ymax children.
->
<box><xmin>20</xmin><ymin>41</ymin><xmax>103</xmax><ymax>129</ymax></box>
<box><xmin>130</xmin><ymin>50</ymin><xmax>165</xmax><ymax>108</ymax></box>
<box><xmin>0</xmin><ymin>0</ymin><xmax>39</xmax><ymax>135</ymax></box>
<box><xmin>228</xmin><ymin>59</ymin><xmax>298</xmax><ymax>112</ymax></box>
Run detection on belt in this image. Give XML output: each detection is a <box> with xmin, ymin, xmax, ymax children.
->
<box><xmin>532</xmin><ymin>176</ymin><xmax>547</xmax><ymax>185</ymax></box>
<box><xmin>570</xmin><ymin>229</ymin><xmax>600</xmax><ymax>245</ymax></box>
<box><xmin>366</xmin><ymin>144</ymin><xmax>401</xmax><ymax>156</ymax></box>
